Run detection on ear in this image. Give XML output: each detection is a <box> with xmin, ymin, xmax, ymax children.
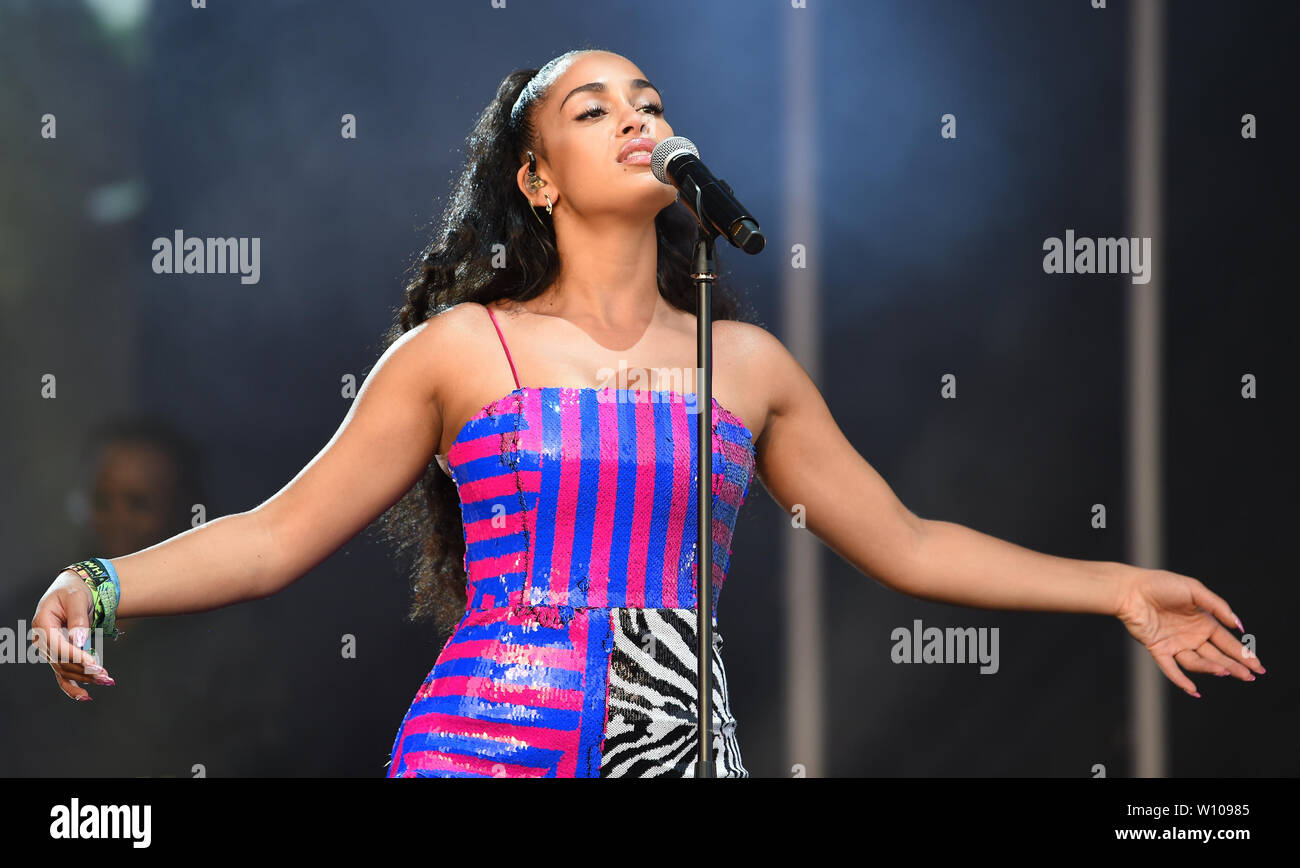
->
<box><xmin>515</xmin><ymin>161</ymin><xmax>534</xmax><ymax>203</ymax></box>
<box><xmin>516</xmin><ymin>159</ymin><xmax>548</xmax><ymax>206</ymax></box>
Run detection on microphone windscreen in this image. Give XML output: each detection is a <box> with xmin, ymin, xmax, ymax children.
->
<box><xmin>651</xmin><ymin>136</ymin><xmax>699</xmax><ymax>184</ymax></box>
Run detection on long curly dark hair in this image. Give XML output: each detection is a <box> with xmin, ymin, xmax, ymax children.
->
<box><xmin>376</xmin><ymin>48</ymin><xmax>758</xmax><ymax>641</ymax></box>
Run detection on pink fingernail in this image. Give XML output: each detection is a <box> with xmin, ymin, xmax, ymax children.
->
<box><xmin>75</xmin><ymin>695</ymin><xmax>92</xmax><ymax>702</ymax></box>
<box><xmin>84</xmin><ymin>664</ymin><xmax>104</xmax><ymax>675</ymax></box>
<box><xmin>93</xmin><ymin>675</ymin><xmax>115</xmax><ymax>686</ymax></box>
<box><xmin>70</xmin><ymin>627</ymin><xmax>88</xmax><ymax>648</ymax></box>
<box><xmin>1234</xmin><ymin>615</ymin><xmax>1244</xmax><ymax>632</ymax></box>
<box><xmin>1189</xmin><ymin>691</ymin><xmax>1201</xmax><ymax>698</ymax></box>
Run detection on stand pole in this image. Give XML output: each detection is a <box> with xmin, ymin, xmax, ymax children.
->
<box><xmin>692</xmin><ymin>228</ymin><xmax>716</xmax><ymax>778</ymax></box>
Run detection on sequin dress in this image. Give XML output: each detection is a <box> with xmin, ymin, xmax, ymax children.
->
<box><xmin>385</xmin><ymin>305</ymin><xmax>756</xmax><ymax>777</ymax></box>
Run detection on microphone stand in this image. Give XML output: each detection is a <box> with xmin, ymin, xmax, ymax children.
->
<box><xmin>691</xmin><ymin>219</ymin><xmax>719</xmax><ymax>779</ymax></box>
<box><xmin>672</xmin><ymin>161</ymin><xmax>763</xmax><ymax>778</ymax></box>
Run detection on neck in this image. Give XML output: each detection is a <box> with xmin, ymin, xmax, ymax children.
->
<box><xmin>535</xmin><ymin>214</ymin><xmax>663</xmax><ymax>329</ymax></box>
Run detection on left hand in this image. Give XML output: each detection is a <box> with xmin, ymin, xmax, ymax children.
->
<box><xmin>1114</xmin><ymin>568</ymin><xmax>1264</xmax><ymax>697</ymax></box>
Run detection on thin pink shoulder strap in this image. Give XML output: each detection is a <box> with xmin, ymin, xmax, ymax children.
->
<box><xmin>485</xmin><ymin>305</ymin><xmax>521</xmax><ymax>389</ymax></box>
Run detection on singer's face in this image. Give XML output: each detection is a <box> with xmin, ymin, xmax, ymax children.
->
<box><xmin>527</xmin><ymin>52</ymin><xmax>678</xmax><ymax>219</ymax></box>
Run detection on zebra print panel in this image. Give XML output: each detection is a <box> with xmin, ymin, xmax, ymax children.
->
<box><xmin>600</xmin><ymin>608</ymin><xmax>748</xmax><ymax>777</ymax></box>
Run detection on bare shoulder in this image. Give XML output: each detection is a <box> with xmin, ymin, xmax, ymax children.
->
<box><xmin>403</xmin><ymin>300</ymin><xmax>526</xmax><ymax>453</ymax></box>
<box><xmin>408</xmin><ymin>300</ymin><xmax>496</xmax><ymax>345</ymax></box>
<box><xmin>379</xmin><ymin>303</ymin><xmax>494</xmax><ymax>430</ymax></box>
<box><xmin>716</xmin><ymin>318</ymin><xmax>797</xmax><ymax>389</ymax></box>
<box><xmin>714</xmin><ymin>319</ymin><xmax>787</xmax><ymax>369</ymax></box>
<box><xmin>712</xmin><ymin>319</ymin><xmax>795</xmax><ymax>443</ymax></box>
<box><xmin>401</xmin><ymin>301</ymin><xmax>499</xmax><ymax>384</ymax></box>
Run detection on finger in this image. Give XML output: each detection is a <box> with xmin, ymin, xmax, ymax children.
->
<box><xmin>43</xmin><ymin>625</ymin><xmax>99</xmax><ymax>673</ymax></box>
<box><xmin>56</xmin><ymin>587</ymin><xmax>102</xmax><ymax>669</ymax></box>
<box><xmin>1152</xmin><ymin>652</ymin><xmax>1199</xmax><ymax>697</ymax></box>
<box><xmin>1188</xmin><ymin>579</ymin><xmax>1239</xmax><ymax>632</ymax></box>
<box><xmin>1191</xmin><ymin>643</ymin><xmax>1243</xmax><ymax>678</ymax></box>
<box><xmin>1208</xmin><ymin>623</ymin><xmax>1264</xmax><ymax>675</ymax></box>
<box><xmin>52</xmin><ymin>668</ymin><xmax>92</xmax><ymax>702</ymax></box>
<box><xmin>32</xmin><ymin>620</ymin><xmax>105</xmax><ymax>678</ymax></box>
<box><xmin>29</xmin><ymin>620</ymin><xmax>72</xmax><ymax>666</ymax></box>
<box><xmin>51</xmin><ymin>660</ymin><xmax>111</xmax><ymax>685</ymax></box>
<box><xmin>1174</xmin><ymin>648</ymin><xmax>1223</xmax><ymax>676</ymax></box>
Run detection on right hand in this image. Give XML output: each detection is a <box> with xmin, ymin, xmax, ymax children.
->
<box><xmin>30</xmin><ymin>571</ymin><xmax>115</xmax><ymax>701</ymax></box>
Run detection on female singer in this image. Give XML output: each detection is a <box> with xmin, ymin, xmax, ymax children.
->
<box><xmin>31</xmin><ymin>49</ymin><xmax>1264</xmax><ymax>777</ymax></box>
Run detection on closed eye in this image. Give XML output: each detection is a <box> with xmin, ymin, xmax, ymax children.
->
<box><xmin>576</xmin><ymin>102</ymin><xmax>664</xmax><ymax>121</ymax></box>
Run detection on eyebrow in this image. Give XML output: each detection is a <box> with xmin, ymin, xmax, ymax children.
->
<box><xmin>558</xmin><ymin>78</ymin><xmax>661</xmax><ymax>113</ymax></box>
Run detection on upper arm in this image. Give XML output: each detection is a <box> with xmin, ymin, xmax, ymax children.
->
<box><xmin>252</xmin><ymin>312</ymin><xmax>456</xmax><ymax>592</ymax></box>
<box><xmin>750</xmin><ymin>326</ymin><xmax>925</xmax><ymax>591</ymax></box>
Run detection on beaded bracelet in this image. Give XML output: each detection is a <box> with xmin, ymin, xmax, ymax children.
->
<box><xmin>62</xmin><ymin>558</ymin><xmax>121</xmax><ymax>643</ymax></box>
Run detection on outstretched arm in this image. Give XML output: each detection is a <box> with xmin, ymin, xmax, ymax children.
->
<box><xmin>32</xmin><ymin>306</ymin><xmax>477</xmax><ymax>700</ymax></box>
<box><xmin>746</xmin><ymin>324</ymin><xmax>1264</xmax><ymax>695</ymax></box>
<box><xmin>105</xmin><ymin>308</ymin><xmax>464</xmax><ymax>616</ymax></box>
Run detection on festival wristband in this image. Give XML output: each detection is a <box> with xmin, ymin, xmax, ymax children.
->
<box><xmin>62</xmin><ymin>558</ymin><xmax>121</xmax><ymax>641</ymax></box>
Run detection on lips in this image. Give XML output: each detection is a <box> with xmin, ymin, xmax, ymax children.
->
<box><xmin>618</xmin><ymin>137</ymin><xmax>657</xmax><ymax>163</ymax></box>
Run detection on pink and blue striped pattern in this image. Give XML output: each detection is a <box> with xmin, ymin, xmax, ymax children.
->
<box><xmin>386</xmin><ymin>386</ymin><xmax>755</xmax><ymax>777</ymax></box>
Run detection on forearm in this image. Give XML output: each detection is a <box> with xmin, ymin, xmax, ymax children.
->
<box><xmin>92</xmin><ymin>510</ymin><xmax>283</xmax><ymax>618</ymax></box>
<box><xmin>895</xmin><ymin>519</ymin><xmax>1130</xmax><ymax>616</ymax></box>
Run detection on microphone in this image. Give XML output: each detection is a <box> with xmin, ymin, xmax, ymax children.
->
<box><xmin>651</xmin><ymin>136</ymin><xmax>765</xmax><ymax>255</ymax></box>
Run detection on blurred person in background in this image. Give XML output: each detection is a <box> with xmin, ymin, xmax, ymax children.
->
<box><xmin>73</xmin><ymin>416</ymin><xmax>205</xmax><ymax>636</ymax></box>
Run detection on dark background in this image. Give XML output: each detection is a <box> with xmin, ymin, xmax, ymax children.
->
<box><xmin>1</xmin><ymin>0</ymin><xmax>1292</xmax><ymax>776</ymax></box>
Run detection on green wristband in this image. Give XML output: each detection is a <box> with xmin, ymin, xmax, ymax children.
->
<box><xmin>63</xmin><ymin>559</ymin><xmax>120</xmax><ymax>641</ymax></box>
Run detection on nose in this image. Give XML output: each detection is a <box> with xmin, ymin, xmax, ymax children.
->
<box><xmin>618</xmin><ymin>105</ymin><xmax>651</xmax><ymax>136</ymax></box>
